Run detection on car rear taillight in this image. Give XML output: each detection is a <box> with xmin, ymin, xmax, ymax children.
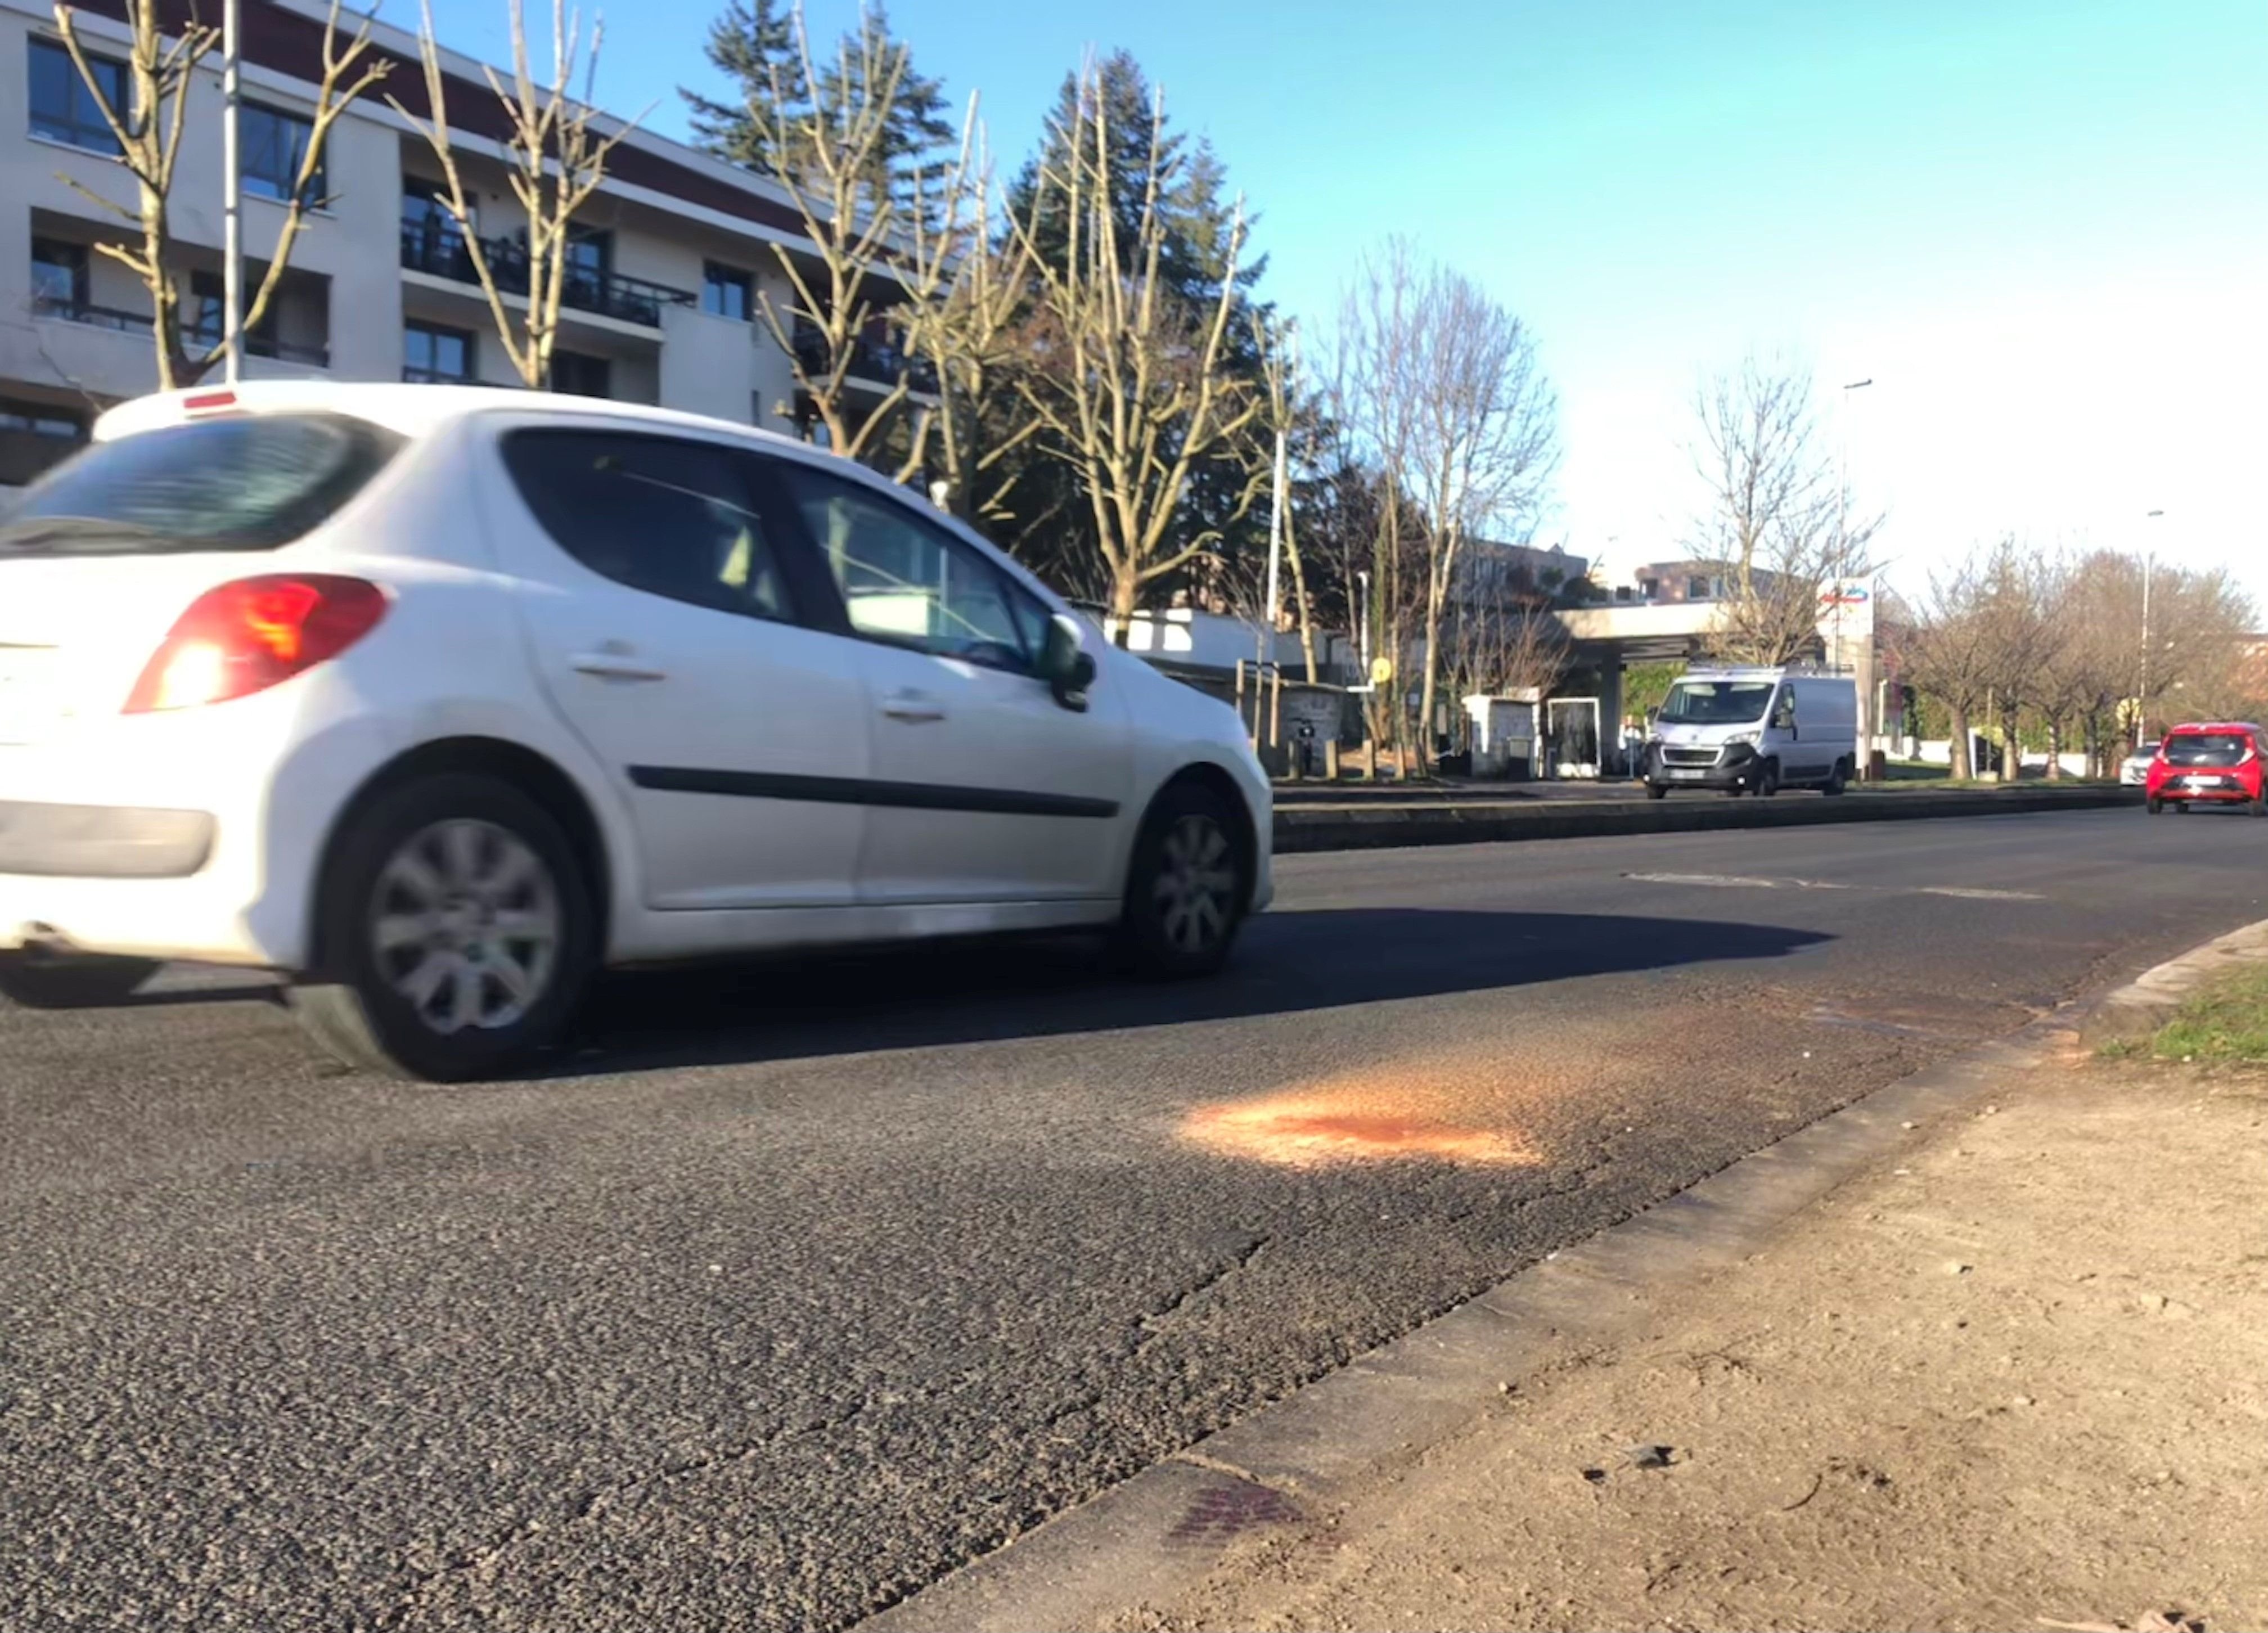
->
<box><xmin>123</xmin><ymin>574</ymin><xmax>388</xmax><ymax>713</ymax></box>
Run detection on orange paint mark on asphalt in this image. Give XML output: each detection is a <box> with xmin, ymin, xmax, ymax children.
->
<box><xmin>1181</xmin><ymin>1074</ymin><xmax>1542</xmax><ymax>1169</ymax></box>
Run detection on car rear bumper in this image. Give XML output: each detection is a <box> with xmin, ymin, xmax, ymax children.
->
<box><xmin>0</xmin><ymin>800</ymin><xmax>217</xmax><ymax>878</ymax></box>
<box><xmin>2150</xmin><ymin>773</ymin><xmax>2261</xmax><ymax>802</ymax></box>
<box><xmin>0</xmin><ymin>683</ymin><xmax>395</xmax><ymax>968</ymax></box>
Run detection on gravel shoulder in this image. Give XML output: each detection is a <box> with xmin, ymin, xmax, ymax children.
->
<box><xmin>1116</xmin><ymin>1050</ymin><xmax>2268</xmax><ymax>1633</ymax></box>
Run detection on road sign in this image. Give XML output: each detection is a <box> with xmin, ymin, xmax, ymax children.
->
<box><xmin>1370</xmin><ymin>656</ymin><xmax>1394</xmax><ymax>686</ymax></box>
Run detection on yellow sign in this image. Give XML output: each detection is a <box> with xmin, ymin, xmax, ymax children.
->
<box><xmin>1370</xmin><ymin>656</ymin><xmax>1394</xmax><ymax>686</ymax></box>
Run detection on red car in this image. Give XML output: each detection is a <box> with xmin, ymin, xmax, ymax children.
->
<box><xmin>2145</xmin><ymin>723</ymin><xmax>2268</xmax><ymax>815</ymax></box>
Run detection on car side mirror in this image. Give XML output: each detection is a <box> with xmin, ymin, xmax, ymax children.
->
<box><xmin>1041</xmin><ymin>614</ymin><xmax>1096</xmax><ymax>712</ymax></box>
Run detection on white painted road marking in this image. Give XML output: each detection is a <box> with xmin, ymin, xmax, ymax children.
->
<box><xmin>1624</xmin><ymin>871</ymin><xmax>2044</xmax><ymax>902</ymax></box>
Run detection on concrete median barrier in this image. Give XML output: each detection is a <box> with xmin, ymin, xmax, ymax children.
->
<box><xmin>1273</xmin><ymin>784</ymin><xmax>2136</xmax><ymax>853</ymax></box>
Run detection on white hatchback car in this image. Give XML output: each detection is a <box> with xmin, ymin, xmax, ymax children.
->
<box><xmin>0</xmin><ymin>384</ymin><xmax>1271</xmax><ymax>1078</ymax></box>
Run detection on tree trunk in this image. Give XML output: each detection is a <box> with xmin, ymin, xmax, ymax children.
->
<box><xmin>1418</xmin><ymin>595</ymin><xmax>1443</xmax><ymax>776</ymax></box>
<box><xmin>1948</xmin><ymin>705</ymin><xmax>1973</xmax><ymax>781</ymax></box>
<box><xmin>2045</xmin><ymin>719</ymin><xmax>2063</xmax><ymax>780</ymax></box>
<box><xmin>1108</xmin><ymin>564</ymin><xmax>1138</xmax><ymax>649</ymax></box>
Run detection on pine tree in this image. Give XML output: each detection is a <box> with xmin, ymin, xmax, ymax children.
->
<box><xmin>682</xmin><ymin>0</ymin><xmax>804</xmax><ymax>173</ymax></box>
<box><xmin>685</xmin><ymin>1</ymin><xmax>953</xmax><ymax>220</ymax></box>
<box><xmin>998</xmin><ymin>52</ymin><xmax>1277</xmax><ymax>610</ymax></box>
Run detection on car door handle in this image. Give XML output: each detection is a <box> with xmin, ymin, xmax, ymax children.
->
<box><xmin>572</xmin><ymin>651</ymin><xmax>668</xmax><ymax>682</ymax></box>
<box><xmin>881</xmin><ymin>690</ymin><xmax>947</xmax><ymax>723</ymax></box>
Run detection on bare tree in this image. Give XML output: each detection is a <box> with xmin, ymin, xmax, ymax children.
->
<box><xmin>737</xmin><ymin>7</ymin><xmax>967</xmax><ymax>467</ymax></box>
<box><xmin>1446</xmin><ymin>601</ymin><xmax>1570</xmax><ymax>703</ymax></box>
<box><xmin>52</xmin><ymin>0</ymin><xmax>389</xmax><ymax>390</ymax></box>
<box><xmin>1690</xmin><ymin>357</ymin><xmax>1879</xmax><ymax>665</ymax></box>
<box><xmin>1406</xmin><ymin>271</ymin><xmax>1555</xmax><ymax>769</ymax></box>
<box><xmin>1252</xmin><ymin>318</ymin><xmax>1322</xmax><ymax>683</ymax></box>
<box><xmin>392</xmin><ymin>0</ymin><xmax>640</xmax><ymax>388</ymax></box>
<box><xmin>1010</xmin><ymin>65</ymin><xmax>1264</xmax><ymax>640</ymax></box>
<box><xmin>1973</xmin><ymin>539</ymin><xmax>2060</xmax><ymax>780</ymax></box>
<box><xmin>1897</xmin><ymin>555</ymin><xmax>1998</xmax><ymax>780</ymax></box>
<box><xmin>1334</xmin><ymin>241</ymin><xmax>1555</xmax><ymax>766</ymax></box>
<box><xmin>901</xmin><ymin>122</ymin><xmax>1042</xmax><ymax>515</ymax></box>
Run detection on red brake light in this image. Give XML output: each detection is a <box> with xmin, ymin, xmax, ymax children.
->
<box><xmin>124</xmin><ymin>574</ymin><xmax>388</xmax><ymax>713</ymax></box>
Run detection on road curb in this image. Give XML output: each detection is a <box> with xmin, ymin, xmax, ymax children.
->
<box><xmin>850</xmin><ymin>918</ymin><xmax>2268</xmax><ymax>1633</ymax></box>
<box><xmin>1274</xmin><ymin>786</ymin><xmax>2134</xmax><ymax>853</ymax></box>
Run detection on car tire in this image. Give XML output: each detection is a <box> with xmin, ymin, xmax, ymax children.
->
<box><xmin>287</xmin><ymin>773</ymin><xmax>596</xmax><ymax>1081</ymax></box>
<box><xmin>0</xmin><ymin>950</ymin><xmax>161</xmax><ymax>1010</ymax></box>
<box><xmin>1822</xmin><ymin>759</ymin><xmax>1849</xmax><ymax>797</ymax></box>
<box><xmin>1118</xmin><ymin>781</ymin><xmax>1248</xmax><ymax>980</ymax></box>
<box><xmin>1645</xmin><ymin>782</ymin><xmax>1668</xmax><ymax>801</ymax></box>
<box><xmin>2146</xmin><ymin>795</ymin><xmax>2163</xmax><ymax>815</ymax></box>
<box><xmin>1755</xmin><ymin>761</ymin><xmax>1781</xmax><ymax>798</ymax></box>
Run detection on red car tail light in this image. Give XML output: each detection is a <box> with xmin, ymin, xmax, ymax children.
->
<box><xmin>124</xmin><ymin>574</ymin><xmax>389</xmax><ymax>713</ymax></box>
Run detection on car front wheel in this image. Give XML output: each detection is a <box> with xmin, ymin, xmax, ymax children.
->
<box><xmin>0</xmin><ymin>950</ymin><xmax>160</xmax><ymax>1010</ymax></box>
<box><xmin>289</xmin><ymin>773</ymin><xmax>596</xmax><ymax>1081</ymax></box>
<box><xmin>1119</xmin><ymin>783</ymin><xmax>1248</xmax><ymax>979</ymax></box>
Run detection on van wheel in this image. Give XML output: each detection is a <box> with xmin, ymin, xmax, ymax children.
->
<box><xmin>1119</xmin><ymin>782</ymin><xmax>1247</xmax><ymax>979</ymax></box>
<box><xmin>1645</xmin><ymin>782</ymin><xmax>1668</xmax><ymax>800</ymax></box>
<box><xmin>1822</xmin><ymin>759</ymin><xmax>1849</xmax><ymax>797</ymax></box>
<box><xmin>1754</xmin><ymin>761</ymin><xmax>1781</xmax><ymax>798</ymax></box>
<box><xmin>0</xmin><ymin>950</ymin><xmax>161</xmax><ymax>1010</ymax></box>
<box><xmin>288</xmin><ymin>773</ymin><xmax>596</xmax><ymax>1081</ymax></box>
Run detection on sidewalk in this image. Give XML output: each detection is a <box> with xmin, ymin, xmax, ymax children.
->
<box><xmin>1117</xmin><ymin>1011</ymin><xmax>2268</xmax><ymax>1628</ymax></box>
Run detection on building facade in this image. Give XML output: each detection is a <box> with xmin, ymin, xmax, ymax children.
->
<box><xmin>1</xmin><ymin>0</ymin><xmax>885</xmax><ymax>488</ymax></box>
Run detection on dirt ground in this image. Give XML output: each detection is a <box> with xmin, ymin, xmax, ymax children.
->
<box><xmin>1122</xmin><ymin>1059</ymin><xmax>2268</xmax><ymax>1633</ymax></box>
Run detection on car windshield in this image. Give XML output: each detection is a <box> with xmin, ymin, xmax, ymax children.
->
<box><xmin>1658</xmin><ymin>681</ymin><xmax>1774</xmax><ymax>725</ymax></box>
<box><xmin>2163</xmin><ymin>733</ymin><xmax>2250</xmax><ymax>766</ymax></box>
<box><xmin>0</xmin><ymin>412</ymin><xmax>399</xmax><ymax>556</ymax></box>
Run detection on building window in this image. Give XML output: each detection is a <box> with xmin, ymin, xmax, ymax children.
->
<box><xmin>703</xmin><ymin>262</ymin><xmax>752</xmax><ymax>321</ymax></box>
<box><xmin>30</xmin><ymin>238</ymin><xmax>88</xmax><ymax>316</ymax></box>
<box><xmin>1688</xmin><ymin>575</ymin><xmax>1713</xmax><ymax>601</ymax></box>
<box><xmin>562</xmin><ymin>227</ymin><xmax>611</xmax><ymax>308</ymax></box>
<box><xmin>0</xmin><ymin>398</ymin><xmax>85</xmax><ymax>440</ymax></box>
<box><xmin>184</xmin><ymin>269</ymin><xmax>286</xmax><ymax>356</ymax></box>
<box><xmin>404</xmin><ymin>321</ymin><xmax>475</xmax><ymax>383</ymax></box>
<box><xmin>29</xmin><ymin>38</ymin><xmax>125</xmax><ymax>154</ymax></box>
<box><xmin>550</xmin><ymin>350</ymin><xmax>610</xmax><ymax>399</ymax></box>
<box><xmin>242</xmin><ymin>102</ymin><xmax>323</xmax><ymax>205</ymax></box>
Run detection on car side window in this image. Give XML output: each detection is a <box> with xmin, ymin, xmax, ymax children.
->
<box><xmin>502</xmin><ymin>429</ymin><xmax>793</xmax><ymax>622</ymax></box>
<box><xmin>1771</xmin><ymin>688</ymin><xmax>1797</xmax><ymax>731</ymax></box>
<box><xmin>777</xmin><ymin>462</ymin><xmax>1036</xmax><ymax>673</ymax></box>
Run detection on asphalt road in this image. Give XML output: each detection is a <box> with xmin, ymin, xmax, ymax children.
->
<box><xmin>4</xmin><ymin>807</ymin><xmax>2262</xmax><ymax>1631</ymax></box>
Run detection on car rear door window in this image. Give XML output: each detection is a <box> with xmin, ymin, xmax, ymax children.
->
<box><xmin>775</xmin><ymin>462</ymin><xmax>1036</xmax><ymax>673</ymax></box>
<box><xmin>502</xmin><ymin>430</ymin><xmax>792</xmax><ymax>622</ymax></box>
<box><xmin>0</xmin><ymin>413</ymin><xmax>399</xmax><ymax>555</ymax></box>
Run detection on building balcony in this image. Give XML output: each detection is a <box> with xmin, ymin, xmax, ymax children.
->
<box><xmin>33</xmin><ymin>295</ymin><xmax>329</xmax><ymax>367</ymax></box>
<box><xmin>399</xmin><ymin>226</ymin><xmax>696</xmax><ymax>330</ymax></box>
<box><xmin>793</xmin><ymin>317</ymin><xmax>939</xmax><ymax>395</ymax></box>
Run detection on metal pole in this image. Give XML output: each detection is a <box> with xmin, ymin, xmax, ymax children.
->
<box><xmin>1264</xmin><ymin>426</ymin><xmax>1286</xmax><ymax>632</ymax></box>
<box><xmin>2138</xmin><ymin>511</ymin><xmax>2163</xmax><ymax>750</ymax></box>
<box><xmin>222</xmin><ymin>0</ymin><xmax>243</xmax><ymax>385</ymax></box>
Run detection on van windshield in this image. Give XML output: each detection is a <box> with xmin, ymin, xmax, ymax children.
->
<box><xmin>0</xmin><ymin>412</ymin><xmax>399</xmax><ymax>556</ymax></box>
<box><xmin>1658</xmin><ymin>681</ymin><xmax>1774</xmax><ymax>725</ymax></box>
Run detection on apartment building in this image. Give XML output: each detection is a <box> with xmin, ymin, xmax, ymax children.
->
<box><xmin>0</xmin><ymin>0</ymin><xmax>899</xmax><ymax>488</ymax></box>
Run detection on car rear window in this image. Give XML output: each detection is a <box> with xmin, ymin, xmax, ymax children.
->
<box><xmin>2163</xmin><ymin>733</ymin><xmax>2251</xmax><ymax>766</ymax></box>
<box><xmin>0</xmin><ymin>412</ymin><xmax>399</xmax><ymax>556</ymax></box>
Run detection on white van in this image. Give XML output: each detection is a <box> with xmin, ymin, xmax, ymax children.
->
<box><xmin>1643</xmin><ymin>664</ymin><xmax>1859</xmax><ymax>798</ymax></box>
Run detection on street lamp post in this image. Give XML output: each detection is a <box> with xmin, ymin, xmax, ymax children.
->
<box><xmin>2138</xmin><ymin>510</ymin><xmax>2164</xmax><ymax>749</ymax></box>
<box><xmin>1838</xmin><ymin>377</ymin><xmax>1873</xmax><ymax>772</ymax></box>
<box><xmin>222</xmin><ymin>0</ymin><xmax>243</xmax><ymax>384</ymax></box>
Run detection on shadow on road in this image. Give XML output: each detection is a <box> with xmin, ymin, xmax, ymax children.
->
<box><xmin>561</xmin><ymin>908</ymin><xmax>1831</xmax><ymax>1077</ymax></box>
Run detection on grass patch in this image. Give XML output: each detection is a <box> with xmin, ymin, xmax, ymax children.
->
<box><xmin>2149</xmin><ymin>963</ymin><xmax>2268</xmax><ymax>1063</ymax></box>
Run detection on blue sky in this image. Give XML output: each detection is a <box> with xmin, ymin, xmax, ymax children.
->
<box><xmin>431</xmin><ymin>0</ymin><xmax>2268</xmax><ymax>604</ymax></box>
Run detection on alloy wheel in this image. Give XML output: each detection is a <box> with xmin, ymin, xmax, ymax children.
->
<box><xmin>368</xmin><ymin>818</ymin><xmax>561</xmax><ymax>1036</ymax></box>
<box><xmin>1153</xmin><ymin>814</ymin><xmax>1238</xmax><ymax>956</ymax></box>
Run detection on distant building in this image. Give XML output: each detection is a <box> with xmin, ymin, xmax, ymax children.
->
<box><xmin>1450</xmin><ymin>539</ymin><xmax>1590</xmax><ymax>618</ymax></box>
<box><xmin>1624</xmin><ymin>559</ymin><xmax>1785</xmax><ymax>605</ymax></box>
